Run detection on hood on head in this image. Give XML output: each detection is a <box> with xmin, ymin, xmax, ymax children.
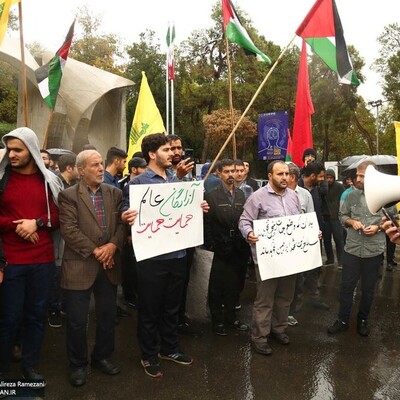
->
<box><xmin>0</xmin><ymin>127</ymin><xmax>63</xmax><ymax>209</ymax></box>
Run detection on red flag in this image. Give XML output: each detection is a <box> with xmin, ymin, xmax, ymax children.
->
<box><xmin>291</xmin><ymin>40</ymin><xmax>314</xmax><ymax>166</ymax></box>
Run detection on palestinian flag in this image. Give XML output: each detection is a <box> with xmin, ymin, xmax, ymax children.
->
<box><xmin>222</xmin><ymin>0</ymin><xmax>271</xmax><ymax>64</ymax></box>
<box><xmin>166</xmin><ymin>23</ymin><xmax>175</xmax><ymax>80</ymax></box>
<box><xmin>296</xmin><ymin>0</ymin><xmax>360</xmax><ymax>86</ymax></box>
<box><xmin>35</xmin><ymin>20</ymin><xmax>75</xmax><ymax>110</ymax></box>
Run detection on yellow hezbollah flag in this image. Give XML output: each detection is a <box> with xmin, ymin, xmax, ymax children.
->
<box><xmin>395</xmin><ymin>121</ymin><xmax>400</xmax><ymax>174</ymax></box>
<box><xmin>0</xmin><ymin>0</ymin><xmax>19</xmax><ymax>47</ymax></box>
<box><xmin>125</xmin><ymin>71</ymin><xmax>165</xmax><ymax>173</ymax></box>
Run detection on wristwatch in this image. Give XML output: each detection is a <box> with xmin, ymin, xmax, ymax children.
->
<box><xmin>36</xmin><ymin>218</ymin><xmax>44</xmax><ymax>228</ymax></box>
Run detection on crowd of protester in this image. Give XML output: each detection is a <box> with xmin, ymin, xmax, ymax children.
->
<box><xmin>0</xmin><ymin>129</ymin><xmax>397</xmax><ymax>390</ymax></box>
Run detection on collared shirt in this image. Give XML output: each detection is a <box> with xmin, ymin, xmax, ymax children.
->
<box><xmin>239</xmin><ymin>183</ymin><xmax>302</xmax><ymax>263</ymax></box>
<box><xmin>103</xmin><ymin>170</ymin><xmax>120</xmax><ymax>188</ymax></box>
<box><xmin>339</xmin><ymin>188</ymin><xmax>385</xmax><ymax>258</ymax></box>
<box><xmin>294</xmin><ymin>185</ymin><xmax>314</xmax><ymax>214</ymax></box>
<box><xmin>121</xmin><ymin>167</ymin><xmax>185</xmax><ymax>260</ymax></box>
<box><xmin>236</xmin><ymin>181</ymin><xmax>254</xmax><ymax>200</ymax></box>
<box><xmin>88</xmin><ymin>186</ymin><xmax>107</xmax><ymax>242</ymax></box>
<box><xmin>221</xmin><ymin>184</ymin><xmax>234</xmax><ymax>204</ymax></box>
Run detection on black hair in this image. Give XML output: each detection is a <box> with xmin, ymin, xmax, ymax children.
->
<box><xmin>267</xmin><ymin>160</ymin><xmax>287</xmax><ymax>174</ymax></box>
<box><xmin>302</xmin><ymin>160</ymin><xmax>325</xmax><ymax>177</ymax></box>
<box><xmin>58</xmin><ymin>153</ymin><xmax>77</xmax><ymax>173</ymax></box>
<box><xmin>141</xmin><ymin>133</ymin><xmax>169</xmax><ymax>164</ymax></box>
<box><xmin>105</xmin><ymin>146</ymin><xmax>128</xmax><ymax>166</ymax></box>
<box><xmin>216</xmin><ymin>159</ymin><xmax>235</xmax><ymax>172</ymax></box>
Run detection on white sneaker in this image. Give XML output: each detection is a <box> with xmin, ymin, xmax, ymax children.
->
<box><xmin>287</xmin><ymin>315</ymin><xmax>298</xmax><ymax>326</ymax></box>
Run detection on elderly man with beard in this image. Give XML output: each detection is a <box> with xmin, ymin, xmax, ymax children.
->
<box><xmin>239</xmin><ymin>160</ymin><xmax>302</xmax><ymax>355</ymax></box>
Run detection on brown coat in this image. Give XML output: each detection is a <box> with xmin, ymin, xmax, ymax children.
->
<box><xmin>59</xmin><ymin>181</ymin><xmax>126</xmax><ymax>290</ymax></box>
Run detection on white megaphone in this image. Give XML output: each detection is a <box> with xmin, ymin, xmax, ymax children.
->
<box><xmin>364</xmin><ymin>164</ymin><xmax>400</xmax><ymax>213</ymax></box>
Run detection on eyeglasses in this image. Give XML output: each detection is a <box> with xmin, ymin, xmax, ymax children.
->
<box><xmin>170</xmin><ymin>146</ymin><xmax>182</xmax><ymax>151</ymax></box>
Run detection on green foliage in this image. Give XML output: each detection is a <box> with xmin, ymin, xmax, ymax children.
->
<box><xmin>0</xmin><ymin>62</ymin><xmax>18</xmax><ymax>123</ymax></box>
<box><xmin>69</xmin><ymin>5</ymin><xmax>125</xmax><ymax>75</ymax></box>
<box><xmin>0</xmin><ymin>122</ymin><xmax>16</xmax><ymax>137</ymax></box>
<box><xmin>0</xmin><ymin>3</ymin><xmax>392</xmax><ymax>167</ymax></box>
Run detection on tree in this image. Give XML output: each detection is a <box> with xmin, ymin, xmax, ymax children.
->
<box><xmin>202</xmin><ymin>109</ymin><xmax>256</xmax><ymax>161</ymax></box>
<box><xmin>70</xmin><ymin>5</ymin><xmax>124</xmax><ymax>75</ymax></box>
<box><xmin>124</xmin><ymin>30</ymin><xmax>166</xmax><ymax>139</ymax></box>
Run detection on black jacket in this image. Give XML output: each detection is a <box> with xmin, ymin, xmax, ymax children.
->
<box><xmin>204</xmin><ymin>184</ymin><xmax>249</xmax><ymax>259</ymax></box>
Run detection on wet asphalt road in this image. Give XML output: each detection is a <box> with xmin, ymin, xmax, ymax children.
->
<box><xmin>6</xmin><ymin>257</ymin><xmax>400</xmax><ymax>400</ymax></box>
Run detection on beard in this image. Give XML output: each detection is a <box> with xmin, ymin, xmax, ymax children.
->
<box><xmin>171</xmin><ymin>156</ymin><xmax>182</xmax><ymax>166</ymax></box>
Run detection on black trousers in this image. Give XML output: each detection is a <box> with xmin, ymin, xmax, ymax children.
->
<box><xmin>208</xmin><ymin>249</ymin><xmax>248</xmax><ymax>326</ymax></box>
<box><xmin>121</xmin><ymin>240</ymin><xmax>138</xmax><ymax>303</ymax></box>
<box><xmin>136</xmin><ymin>256</ymin><xmax>187</xmax><ymax>361</ymax></box>
<box><xmin>64</xmin><ymin>268</ymin><xmax>117</xmax><ymax>370</ymax></box>
<box><xmin>338</xmin><ymin>251</ymin><xmax>382</xmax><ymax>323</ymax></box>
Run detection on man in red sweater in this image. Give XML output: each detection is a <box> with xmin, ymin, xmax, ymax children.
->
<box><xmin>0</xmin><ymin>127</ymin><xmax>62</xmax><ymax>386</ymax></box>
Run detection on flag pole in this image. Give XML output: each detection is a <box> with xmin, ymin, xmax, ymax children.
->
<box><xmin>42</xmin><ymin>111</ymin><xmax>54</xmax><ymax>148</ymax></box>
<box><xmin>166</xmin><ymin>22</ymin><xmax>170</xmax><ymax>134</ymax></box>
<box><xmin>204</xmin><ymin>34</ymin><xmax>297</xmax><ymax>180</ymax></box>
<box><xmin>17</xmin><ymin>0</ymin><xmax>29</xmax><ymax>127</ymax></box>
<box><xmin>171</xmin><ymin>77</ymin><xmax>174</xmax><ymax>135</ymax></box>
<box><xmin>225</xmin><ymin>36</ymin><xmax>236</xmax><ymax>159</ymax></box>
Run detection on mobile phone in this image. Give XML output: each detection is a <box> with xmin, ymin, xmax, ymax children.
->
<box><xmin>183</xmin><ymin>149</ymin><xmax>194</xmax><ymax>163</ymax></box>
<box><xmin>382</xmin><ymin>207</ymin><xmax>399</xmax><ymax>228</ymax></box>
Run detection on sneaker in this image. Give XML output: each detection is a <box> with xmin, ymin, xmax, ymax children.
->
<box><xmin>337</xmin><ymin>265</ymin><xmax>343</xmax><ymax>271</ymax></box>
<box><xmin>141</xmin><ymin>359</ymin><xmax>163</xmax><ymax>378</ymax></box>
<box><xmin>22</xmin><ymin>367</ymin><xmax>47</xmax><ymax>388</ymax></box>
<box><xmin>48</xmin><ymin>311</ymin><xmax>62</xmax><ymax>328</ymax></box>
<box><xmin>213</xmin><ymin>323</ymin><xmax>228</xmax><ymax>336</ymax></box>
<box><xmin>251</xmin><ymin>341</ymin><xmax>273</xmax><ymax>356</ymax></box>
<box><xmin>309</xmin><ymin>299</ymin><xmax>330</xmax><ymax>310</ymax></box>
<box><xmin>231</xmin><ymin>320</ymin><xmax>249</xmax><ymax>331</ymax></box>
<box><xmin>287</xmin><ymin>315</ymin><xmax>298</xmax><ymax>326</ymax></box>
<box><xmin>357</xmin><ymin>319</ymin><xmax>370</xmax><ymax>336</ymax></box>
<box><xmin>158</xmin><ymin>352</ymin><xmax>193</xmax><ymax>365</ymax></box>
<box><xmin>178</xmin><ymin>321</ymin><xmax>202</xmax><ymax>337</ymax></box>
<box><xmin>327</xmin><ymin>319</ymin><xmax>349</xmax><ymax>334</ymax></box>
<box><xmin>116</xmin><ymin>305</ymin><xmax>131</xmax><ymax>317</ymax></box>
<box><xmin>124</xmin><ymin>299</ymin><xmax>137</xmax><ymax>309</ymax></box>
<box><xmin>235</xmin><ymin>303</ymin><xmax>242</xmax><ymax>310</ymax></box>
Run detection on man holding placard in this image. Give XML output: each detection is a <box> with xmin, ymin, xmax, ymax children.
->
<box><xmin>121</xmin><ymin>133</ymin><xmax>208</xmax><ymax>379</ymax></box>
<box><xmin>239</xmin><ymin>160</ymin><xmax>302</xmax><ymax>356</ymax></box>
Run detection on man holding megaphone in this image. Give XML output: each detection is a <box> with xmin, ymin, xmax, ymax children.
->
<box><xmin>328</xmin><ymin>160</ymin><xmax>385</xmax><ymax>337</ymax></box>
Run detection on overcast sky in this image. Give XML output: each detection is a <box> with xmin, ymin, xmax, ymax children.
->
<box><xmin>15</xmin><ymin>0</ymin><xmax>400</xmax><ymax>103</ymax></box>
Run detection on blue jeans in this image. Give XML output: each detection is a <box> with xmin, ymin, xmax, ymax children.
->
<box><xmin>0</xmin><ymin>263</ymin><xmax>54</xmax><ymax>372</ymax></box>
<box><xmin>338</xmin><ymin>252</ymin><xmax>382</xmax><ymax>323</ymax></box>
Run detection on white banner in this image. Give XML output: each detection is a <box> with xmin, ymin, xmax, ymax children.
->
<box><xmin>254</xmin><ymin>212</ymin><xmax>322</xmax><ymax>281</ymax></box>
<box><xmin>129</xmin><ymin>181</ymin><xmax>204</xmax><ymax>261</ymax></box>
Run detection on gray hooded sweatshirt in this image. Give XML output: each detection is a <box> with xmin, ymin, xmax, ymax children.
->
<box><xmin>0</xmin><ymin>127</ymin><xmax>63</xmax><ymax>227</ymax></box>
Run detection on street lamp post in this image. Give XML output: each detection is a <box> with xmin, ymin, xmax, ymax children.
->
<box><xmin>368</xmin><ymin>100</ymin><xmax>383</xmax><ymax>155</ymax></box>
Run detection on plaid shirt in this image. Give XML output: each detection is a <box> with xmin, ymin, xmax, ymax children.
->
<box><xmin>88</xmin><ymin>186</ymin><xmax>107</xmax><ymax>242</ymax></box>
